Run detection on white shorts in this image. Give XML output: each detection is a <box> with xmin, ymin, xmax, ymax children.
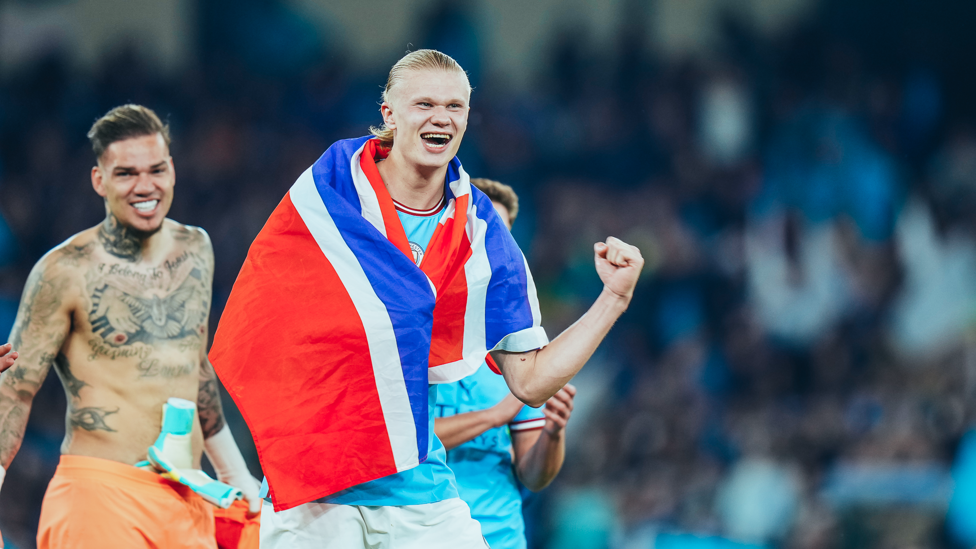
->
<box><xmin>259</xmin><ymin>497</ymin><xmax>490</xmax><ymax>549</ymax></box>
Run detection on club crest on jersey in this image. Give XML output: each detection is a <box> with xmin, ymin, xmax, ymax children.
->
<box><xmin>409</xmin><ymin>241</ymin><xmax>424</xmax><ymax>266</ymax></box>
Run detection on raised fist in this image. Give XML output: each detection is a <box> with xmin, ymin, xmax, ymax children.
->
<box><xmin>594</xmin><ymin>237</ymin><xmax>644</xmax><ymax>301</ymax></box>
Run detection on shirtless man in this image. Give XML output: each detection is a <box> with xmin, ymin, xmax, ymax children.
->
<box><xmin>0</xmin><ymin>105</ymin><xmax>259</xmax><ymax>548</ymax></box>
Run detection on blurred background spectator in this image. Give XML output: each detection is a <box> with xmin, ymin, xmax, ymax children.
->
<box><xmin>4</xmin><ymin>0</ymin><xmax>976</xmax><ymax>547</ymax></box>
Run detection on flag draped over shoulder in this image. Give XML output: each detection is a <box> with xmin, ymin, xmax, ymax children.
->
<box><xmin>209</xmin><ymin>137</ymin><xmax>548</xmax><ymax>511</ymax></box>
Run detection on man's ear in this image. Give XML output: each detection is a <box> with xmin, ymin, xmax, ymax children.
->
<box><xmin>91</xmin><ymin>165</ymin><xmax>107</xmax><ymax>198</ymax></box>
<box><xmin>381</xmin><ymin>102</ymin><xmax>396</xmax><ymax>130</ymax></box>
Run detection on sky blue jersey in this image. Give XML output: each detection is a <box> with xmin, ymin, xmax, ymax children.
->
<box><xmin>436</xmin><ymin>362</ymin><xmax>546</xmax><ymax>549</ymax></box>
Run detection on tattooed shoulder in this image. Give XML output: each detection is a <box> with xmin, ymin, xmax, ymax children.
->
<box><xmin>56</xmin><ymin>240</ymin><xmax>96</xmax><ymax>267</ymax></box>
<box><xmin>10</xmin><ymin>253</ymin><xmax>75</xmax><ymax>350</ymax></box>
<box><xmin>172</xmin><ymin>223</ymin><xmax>205</xmax><ymax>245</ymax></box>
<box><xmin>170</xmin><ymin>223</ymin><xmax>214</xmax><ymax>283</ymax></box>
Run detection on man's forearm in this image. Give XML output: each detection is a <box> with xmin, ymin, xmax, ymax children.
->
<box><xmin>197</xmin><ymin>360</ymin><xmax>226</xmax><ymax>439</ymax></box>
<box><xmin>434</xmin><ymin>410</ymin><xmax>504</xmax><ymax>451</ymax></box>
<box><xmin>0</xmin><ymin>391</ymin><xmax>34</xmax><ymax>468</ymax></box>
<box><xmin>495</xmin><ymin>288</ymin><xmax>628</xmax><ymax>406</ymax></box>
<box><xmin>514</xmin><ymin>428</ymin><xmax>565</xmax><ymax>492</ymax></box>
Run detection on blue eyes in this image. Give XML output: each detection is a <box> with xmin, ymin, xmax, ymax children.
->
<box><xmin>417</xmin><ymin>103</ymin><xmax>464</xmax><ymax>109</ymax></box>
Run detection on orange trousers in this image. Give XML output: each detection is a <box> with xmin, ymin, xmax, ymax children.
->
<box><xmin>213</xmin><ymin>500</ymin><xmax>260</xmax><ymax>549</ymax></box>
<box><xmin>37</xmin><ymin>455</ymin><xmax>216</xmax><ymax>549</ymax></box>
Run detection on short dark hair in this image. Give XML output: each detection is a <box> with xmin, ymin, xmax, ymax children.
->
<box><xmin>471</xmin><ymin>178</ymin><xmax>519</xmax><ymax>224</ymax></box>
<box><xmin>87</xmin><ymin>104</ymin><xmax>170</xmax><ymax>161</ymax></box>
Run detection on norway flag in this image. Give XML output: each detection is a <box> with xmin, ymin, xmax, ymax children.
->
<box><xmin>209</xmin><ymin>136</ymin><xmax>547</xmax><ymax>511</ymax></box>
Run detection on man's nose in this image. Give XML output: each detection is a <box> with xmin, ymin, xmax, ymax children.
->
<box><xmin>431</xmin><ymin>107</ymin><xmax>451</xmax><ymax>125</ymax></box>
<box><xmin>133</xmin><ymin>173</ymin><xmax>155</xmax><ymax>193</ymax></box>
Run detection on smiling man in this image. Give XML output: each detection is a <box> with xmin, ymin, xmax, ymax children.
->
<box><xmin>209</xmin><ymin>49</ymin><xmax>644</xmax><ymax>549</ymax></box>
<box><xmin>0</xmin><ymin>105</ymin><xmax>260</xmax><ymax>548</ymax></box>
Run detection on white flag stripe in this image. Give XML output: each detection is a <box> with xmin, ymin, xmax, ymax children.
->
<box><xmin>290</xmin><ymin>169</ymin><xmax>419</xmax><ymax>472</ymax></box>
<box><xmin>428</xmin><ymin>359</ymin><xmax>481</xmax><ymax>384</ymax></box>
<box><xmin>523</xmin><ymin>254</ymin><xmax>543</xmax><ymax>328</ymax></box>
<box><xmin>348</xmin><ymin>141</ymin><xmax>387</xmax><ymax>238</ymax></box>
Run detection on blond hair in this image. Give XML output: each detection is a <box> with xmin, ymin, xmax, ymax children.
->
<box><xmin>471</xmin><ymin>178</ymin><xmax>519</xmax><ymax>224</ymax></box>
<box><xmin>369</xmin><ymin>49</ymin><xmax>471</xmax><ymax>147</ymax></box>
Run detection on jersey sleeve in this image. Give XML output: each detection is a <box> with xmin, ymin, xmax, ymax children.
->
<box><xmin>509</xmin><ymin>403</ymin><xmax>546</xmax><ymax>432</ymax></box>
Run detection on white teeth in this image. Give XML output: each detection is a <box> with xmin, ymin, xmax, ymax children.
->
<box><xmin>133</xmin><ymin>200</ymin><xmax>158</xmax><ymax>212</ymax></box>
<box><xmin>422</xmin><ymin>133</ymin><xmax>451</xmax><ymax>140</ymax></box>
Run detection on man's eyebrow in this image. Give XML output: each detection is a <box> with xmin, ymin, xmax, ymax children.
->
<box><xmin>114</xmin><ymin>161</ymin><xmax>168</xmax><ymax>172</ymax></box>
<box><xmin>413</xmin><ymin>95</ymin><xmax>467</xmax><ymax>105</ymax></box>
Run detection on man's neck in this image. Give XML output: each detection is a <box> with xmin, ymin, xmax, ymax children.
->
<box><xmin>97</xmin><ymin>213</ymin><xmax>162</xmax><ymax>263</ymax></box>
<box><xmin>376</xmin><ymin>149</ymin><xmax>447</xmax><ymax>211</ymax></box>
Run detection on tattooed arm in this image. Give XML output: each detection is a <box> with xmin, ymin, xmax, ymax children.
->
<box><xmin>191</xmin><ymin>228</ymin><xmax>261</xmax><ymax>515</ymax></box>
<box><xmin>198</xmin><ymin>359</ymin><xmax>225</xmax><ymax>438</ymax></box>
<box><xmin>193</xmin><ymin>230</ymin><xmax>225</xmax><ymax>439</ymax></box>
<box><xmin>0</xmin><ymin>255</ymin><xmax>74</xmax><ymax>468</ymax></box>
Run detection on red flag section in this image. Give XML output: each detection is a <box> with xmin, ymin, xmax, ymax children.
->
<box><xmin>210</xmin><ymin>193</ymin><xmax>396</xmax><ymax>511</ymax></box>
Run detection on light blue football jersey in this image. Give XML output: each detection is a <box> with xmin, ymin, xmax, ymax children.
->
<box><xmin>319</xmin><ymin>205</ymin><xmax>455</xmax><ymax>505</ymax></box>
<box><xmin>436</xmin><ymin>362</ymin><xmax>546</xmax><ymax>549</ymax></box>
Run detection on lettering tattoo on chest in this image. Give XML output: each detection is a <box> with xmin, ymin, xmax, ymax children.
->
<box><xmin>136</xmin><ymin>359</ymin><xmax>196</xmax><ymax>379</ymax></box>
<box><xmin>87</xmin><ymin>339</ymin><xmax>153</xmax><ymax>362</ymax></box>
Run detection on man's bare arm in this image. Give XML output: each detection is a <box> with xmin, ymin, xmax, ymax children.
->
<box><xmin>198</xmin><ymin>359</ymin><xmax>226</xmax><ymax>439</ymax></box>
<box><xmin>492</xmin><ymin>237</ymin><xmax>642</xmax><ymax>406</ymax></box>
<box><xmin>0</xmin><ymin>257</ymin><xmax>74</xmax><ymax>467</ymax></box>
<box><xmin>191</xmin><ymin>231</ymin><xmax>226</xmax><ymax>439</ymax></box>
<box><xmin>512</xmin><ymin>384</ymin><xmax>574</xmax><ymax>491</ymax></box>
<box><xmin>434</xmin><ymin>394</ymin><xmax>523</xmax><ymax>451</ymax></box>
<box><xmin>190</xmin><ymin>229</ymin><xmax>261</xmax><ymax>515</ymax></box>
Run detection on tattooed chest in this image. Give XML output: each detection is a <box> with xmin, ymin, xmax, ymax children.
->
<box><xmin>85</xmin><ymin>261</ymin><xmax>209</xmax><ymax>349</ymax></box>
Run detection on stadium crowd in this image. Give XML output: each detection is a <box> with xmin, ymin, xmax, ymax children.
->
<box><xmin>3</xmin><ymin>1</ymin><xmax>976</xmax><ymax>547</ymax></box>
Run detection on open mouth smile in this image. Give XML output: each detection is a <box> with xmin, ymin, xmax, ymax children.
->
<box><xmin>132</xmin><ymin>200</ymin><xmax>159</xmax><ymax>214</ymax></box>
<box><xmin>421</xmin><ymin>133</ymin><xmax>452</xmax><ymax>150</ymax></box>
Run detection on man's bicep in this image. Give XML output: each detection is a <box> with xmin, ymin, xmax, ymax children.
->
<box><xmin>4</xmin><ymin>262</ymin><xmax>73</xmax><ymax>398</ymax></box>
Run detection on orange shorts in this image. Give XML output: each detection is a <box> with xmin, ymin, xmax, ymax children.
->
<box><xmin>213</xmin><ymin>500</ymin><xmax>260</xmax><ymax>549</ymax></box>
<box><xmin>37</xmin><ymin>455</ymin><xmax>216</xmax><ymax>549</ymax></box>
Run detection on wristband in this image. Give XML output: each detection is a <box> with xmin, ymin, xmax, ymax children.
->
<box><xmin>205</xmin><ymin>425</ymin><xmax>261</xmax><ymax>514</ymax></box>
<box><xmin>205</xmin><ymin>426</ymin><xmax>250</xmax><ymax>481</ymax></box>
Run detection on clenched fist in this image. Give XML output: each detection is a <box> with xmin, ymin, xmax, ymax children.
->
<box><xmin>594</xmin><ymin>237</ymin><xmax>643</xmax><ymax>301</ymax></box>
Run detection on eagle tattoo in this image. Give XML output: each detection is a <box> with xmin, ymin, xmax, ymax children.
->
<box><xmin>89</xmin><ymin>275</ymin><xmax>206</xmax><ymax>347</ymax></box>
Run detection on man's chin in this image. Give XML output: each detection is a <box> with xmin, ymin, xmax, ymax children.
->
<box><xmin>120</xmin><ymin>217</ymin><xmax>165</xmax><ymax>239</ymax></box>
<box><xmin>131</xmin><ymin>223</ymin><xmax>163</xmax><ymax>240</ymax></box>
